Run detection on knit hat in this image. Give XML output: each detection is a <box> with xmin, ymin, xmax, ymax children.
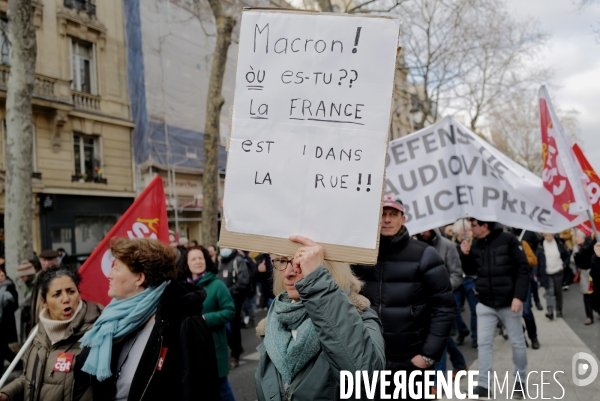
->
<box><xmin>17</xmin><ymin>260</ymin><xmax>36</xmax><ymax>277</ymax></box>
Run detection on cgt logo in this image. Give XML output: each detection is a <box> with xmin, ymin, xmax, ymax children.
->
<box><xmin>100</xmin><ymin>218</ymin><xmax>161</xmax><ymax>277</ymax></box>
<box><xmin>572</xmin><ymin>352</ymin><xmax>599</xmax><ymax>387</ymax></box>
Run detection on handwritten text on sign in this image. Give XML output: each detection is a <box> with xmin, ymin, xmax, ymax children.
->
<box><xmin>223</xmin><ymin>11</ymin><xmax>399</xmax><ymax>249</ymax></box>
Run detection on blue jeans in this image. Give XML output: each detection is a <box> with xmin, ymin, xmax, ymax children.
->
<box><xmin>434</xmin><ymin>336</ymin><xmax>467</xmax><ymax>385</ymax></box>
<box><xmin>476</xmin><ymin>303</ymin><xmax>527</xmax><ymax>388</ymax></box>
<box><xmin>219</xmin><ymin>376</ymin><xmax>236</xmax><ymax>401</ymax></box>
<box><xmin>455</xmin><ymin>277</ymin><xmax>478</xmax><ymax>341</ymax></box>
<box><xmin>522</xmin><ymin>281</ymin><xmax>537</xmax><ymax>340</ymax></box>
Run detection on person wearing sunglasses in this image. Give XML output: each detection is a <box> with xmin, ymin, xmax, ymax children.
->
<box><xmin>254</xmin><ymin>235</ymin><xmax>384</xmax><ymax>401</ymax></box>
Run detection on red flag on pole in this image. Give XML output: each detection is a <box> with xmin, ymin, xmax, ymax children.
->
<box><xmin>573</xmin><ymin>144</ymin><xmax>600</xmax><ymax>236</ymax></box>
<box><xmin>78</xmin><ymin>176</ymin><xmax>169</xmax><ymax>305</ymax></box>
<box><xmin>538</xmin><ymin>86</ymin><xmax>589</xmax><ymax>222</ymax></box>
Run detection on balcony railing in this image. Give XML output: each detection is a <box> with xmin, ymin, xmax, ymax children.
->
<box><xmin>0</xmin><ymin>64</ymin><xmax>57</xmax><ymax>99</ymax></box>
<box><xmin>72</xmin><ymin>91</ymin><xmax>100</xmax><ymax>111</ymax></box>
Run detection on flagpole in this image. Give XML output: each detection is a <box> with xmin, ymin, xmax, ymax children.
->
<box><xmin>519</xmin><ymin>230</ymin><xmax>526</xmax><ymax>242</ymax></box>
<box><xmin>0</xmin><ymin>326</ymin><xmax>38</xmax><ymax>388</ymax></box>
<box><xmin>586</xmin><ymin>210</ymin><xmax>599</xmax><ymax>239</ymax></box>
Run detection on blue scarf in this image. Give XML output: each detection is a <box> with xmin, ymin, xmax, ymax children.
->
<box><xmin>264</xmin><ymin>292</ymin><xmax>321</xmax><ymax>385</ymax></box>
<box><xmin>80</xmin><ymin>281</ymin><xmax>169</xmax><ymax>381</ymax></box>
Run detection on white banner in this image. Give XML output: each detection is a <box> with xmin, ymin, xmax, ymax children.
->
<box><xmin>223</xmin><ymin>10</ymin><xmax>400</xmax><ymax>249</ymax></box>
<box><xmin>385</xmin><ymin>116</ymin><xmax>588</xmax><ymax>234</ymax></box>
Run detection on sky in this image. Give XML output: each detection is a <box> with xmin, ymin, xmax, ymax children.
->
<box><xmin>506</xmin><ymin>0</ymin><xmax>600</xmax><ymax>169</ymax></box>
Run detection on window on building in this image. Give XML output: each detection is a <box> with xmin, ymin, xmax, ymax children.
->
<box><xmin>71</xmin><ymin>39</ymin><xmax>96</xmax><ymax>94</ymax></box>
<box><xmin>0</xmin><ymin>15</ymin><xmax>9</xmax><ymax>65</ymax></box>
<box><xmin>73</xmin><ymin>133</ymin><xmax>101</xmax><ymax>182</ymax></box>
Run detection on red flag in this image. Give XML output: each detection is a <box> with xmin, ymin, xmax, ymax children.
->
<box><xmin>78</xmin><ymin>176</ymin><xmax>169</xmax><ymax>305</ymax></box>
<box><xmin>539</xmin><ymin>89</ymin><xmax>588</xmax><ymax>221</ymax></box>
<box><xmin>573</xmin><ymin>144</ymin><xmax>600</xmax><ymax>236</ymax></box>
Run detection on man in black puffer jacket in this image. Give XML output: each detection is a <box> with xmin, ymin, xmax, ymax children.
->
<box><xmin>459</xmin><ymin>219</ymin><xmax>530</xmax><ymax>398</ymax></box>
<box><xmin>352</xmin><ymin>195</ymin><xmax>455</xmax><ymax>399</ymax></box>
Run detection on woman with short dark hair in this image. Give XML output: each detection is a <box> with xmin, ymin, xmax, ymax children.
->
<box><xmin>79</xmin><ymin>237</ymin><xmax>219</xmax><ymax>401</ymax></box>
<box><xmin>0</xmin><ymin>266</ymin><xmax>102</xmax><ymax>401</ymax></box>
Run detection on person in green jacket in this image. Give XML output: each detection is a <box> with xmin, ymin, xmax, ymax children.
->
<box><xmin>178</xmin><ymin>246</ymin><xmax>236</xmax><ymax>401</ymax></box>
<box><xmin>255</xmin><ymin>236</ymin><xmax>385</xmax><ymax>401</ymax></box>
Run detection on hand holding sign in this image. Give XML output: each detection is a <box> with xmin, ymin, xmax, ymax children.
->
<box><xmin>290</xmin><ymin>235</ymin><xmax>324</xmax><ymax>277</ymax></box>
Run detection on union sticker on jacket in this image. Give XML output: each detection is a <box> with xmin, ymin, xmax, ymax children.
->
<box><xmin>53</xmin><ymin>352</ymin><xmax>74</xmax><ymax>372</ymax></box>
<box><xmin>222</xmin><ymin>270</ymin><xmax>228</xmax><ymax>278</ymax></box>
<box><xmin>157</xmin><ymin>347</ymin><xmax>168</xmax><ymax>371</ymax></box>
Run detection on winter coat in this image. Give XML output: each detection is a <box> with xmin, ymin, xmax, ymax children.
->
<box><xmin>574</xmin><ymin>236</ymin><xmax>596</xmax><ymax>295</ymax></box>
<box><xmin>83</xmin><ymin>281</ymin><xmax>220</xmax><ymax>401</ymax></box>
<box><xmin>352</xmin><ymin>227</ymin><xmax>456</xmax><ymax>362</ymax></box>
<box><xmin>537</xmin><ymin>238</ymin><xmax>571</xmax><ymax>289</ymax></box>
<box><xmin>574</xmin><ymin>236</ymin><xmax>596</xmax><ymax>271</ymax></box>
<box><xmin>254</xmin><ymin>265</ymin><xmax>385</xmax><ymax>401</ymax></box>
<box><xmin>0</xmin><ymin>277</ymin><xmax>18</xmax><ymax>345</ymax></box>
<box><xmin>416</xmin><ymin>228</ymin><xmax>464</xmax><ymax>291</ymax></box>
<box><xmin>0</xmin><ymin>300</ymin><xmax>102</xmax><ymax>401</ymax></box>
<box><xmin>591</xmin><ymin>255</ymin><xmax>600</xmax><ymax>314</ymax></box>
<box><xmin>194</xmin><ymin>272</ymin><xmax>235</xmax><ymax>378</ymax></box>
<box><xmin>218</xmin><ymin>251</ymin><xmax>250</xmax><ymax>299</ymax></box>
<box><xmin>255</xmin><ymin>255</ymin><xmax>275</xmax><ymax>302</ymax></box>
<box><xmin>460</xmin><ymin>225</ymin><xmax>530</xmax><ymax>309</ymax></box>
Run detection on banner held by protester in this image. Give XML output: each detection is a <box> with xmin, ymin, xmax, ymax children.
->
<box><xmin>385</xmin><ymin>116</ymin><xmax>588</xmax><ymax>235</ymax></box>
<box><xmin>78</xmin><ymin>175</ymin><xmax>169</xmax><ymax>305</ymax></box>
<box><xmin>220</xmin><ymin>9</ymin><xmax>400</xmax><ymax>264</ymax></box>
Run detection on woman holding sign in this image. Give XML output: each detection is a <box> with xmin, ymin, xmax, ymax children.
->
<box><xmin>254</xmin><ymin>236</ymin><xmax>385</xmax><ymax>401</ymax></box>
<box><xmin>0</xmin><ymin>266</ymin><xmax>102</xmax><ymax>401</ymax></box>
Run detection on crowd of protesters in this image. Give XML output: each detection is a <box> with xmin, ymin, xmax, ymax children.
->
<box><xmin>1</xmin><ymin>196</ymin><xmax>600</xmax><ymax>401</ymax></box>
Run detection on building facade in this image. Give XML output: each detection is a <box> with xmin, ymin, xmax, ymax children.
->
<box><xmin>0</xmin><ymin>0</ymin><xmax>134</xmax><ymax>256</ymax></box>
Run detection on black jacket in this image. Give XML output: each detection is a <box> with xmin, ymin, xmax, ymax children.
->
<box><xmin>460</xmin><ymin>225</ymin><xmax>530</xmax><ymax>308</ymax></box>
<box><xmin>574</xmin><ymin>236</ymin><xmax>596</xmax><ymax>270</ymax></box>
<box><xmin>83</xmin><ymin>281</ymin><xmax>219</xmax><ymax>401</ymax></box>
<box><xmin>352</xmin><ymin>227</ymin><xmax>455</xmax><ymax>362</ymax></box>
<box><xmin>591</xmin><ymin>254</ymin><xmax>600</xmax><ymax>314</ymax></box>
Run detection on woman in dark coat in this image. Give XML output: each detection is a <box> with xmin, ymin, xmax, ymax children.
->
<box><xmin>78</xmin><ymin>237</ymin><xmax>219</xmax><ymax>401</ymax></box>
<box><xmin>178</xmin><ymin>246</ymin><xmax>235</xmax><ymax>401</ymax></box>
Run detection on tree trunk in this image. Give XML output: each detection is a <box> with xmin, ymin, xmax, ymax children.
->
<box><xmin>4</xmin><ymin>0</ymin><xmax>36</xmax><ymax>279</ymax></box>
<box><xmin>202</xmin><ymin>0</ymin><xmax>235</xmax><ymax>247</ymax></box>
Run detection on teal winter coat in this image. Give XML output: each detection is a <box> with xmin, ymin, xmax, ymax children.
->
<box><xmin>196</xmin><ymin>272</ymin><xmax>235</xmax><ymax>378</ymax></box>
<box><xmin>255</xmin><ymin>265</ymin><xmax>385</xmax><ymax>401</ymax></box>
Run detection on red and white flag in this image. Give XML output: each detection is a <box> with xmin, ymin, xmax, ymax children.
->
<box><xmin>573</xmin><ymin>144</ymin><xmax>600</xmax><ymax>236</ymax></box>
<box><xmin>78</xmin><ymin>176</ymin><xmax>169</xmax><ymax>305</ymax></box>
<box><xmin>538</xmin><ymin>86</ymin><xmax>589</xmax><ymax>222</ymax></box>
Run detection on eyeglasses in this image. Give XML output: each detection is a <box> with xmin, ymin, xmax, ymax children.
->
<box><xmin>271</xmin><ymin>257</ymin><xmax>294</xmax><ymax>271</ymax></box>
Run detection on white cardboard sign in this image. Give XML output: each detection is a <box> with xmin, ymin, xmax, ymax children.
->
<box><xmin>221</xmin><ymin>9</ymin><xmax>399</xmax><ymax>260</ymax></box>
